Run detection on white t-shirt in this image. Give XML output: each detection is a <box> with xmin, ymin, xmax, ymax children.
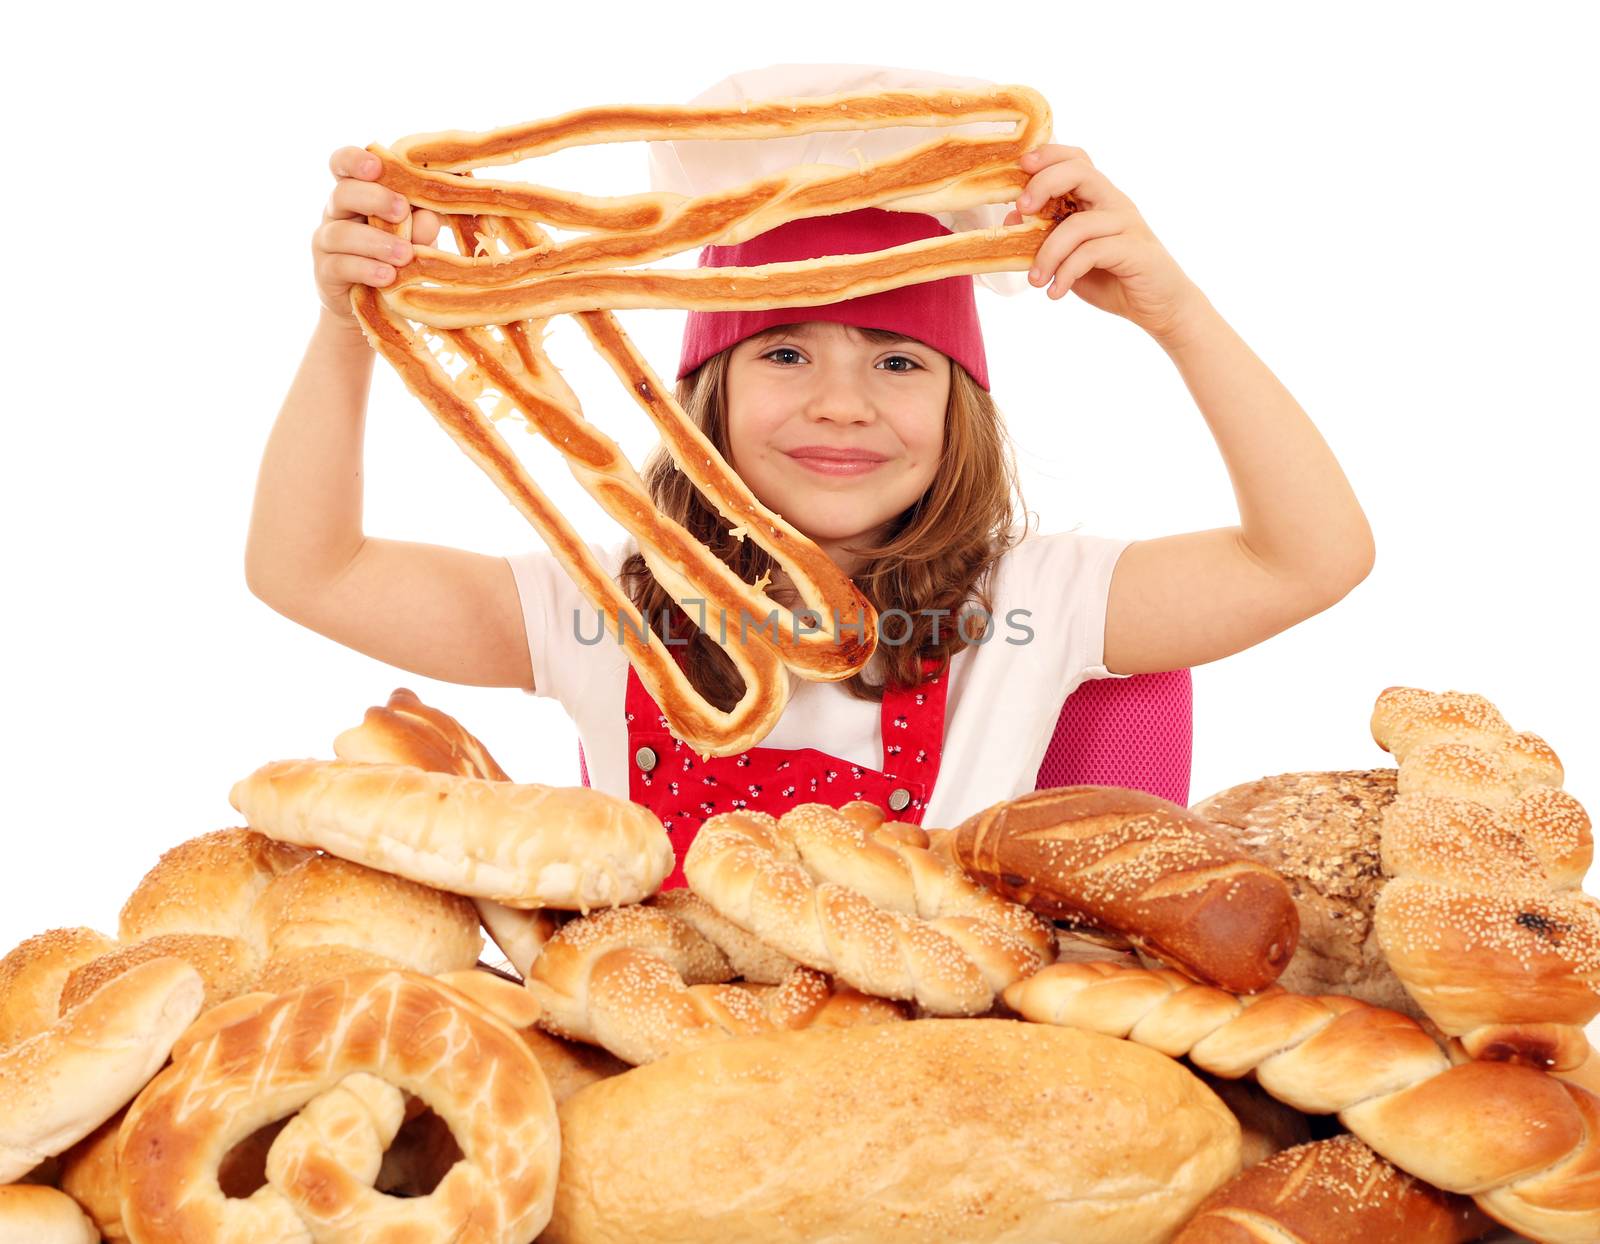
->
<box><xmin>505</xmin><ymin>524</ymin><xmax>1134</xmax><ymax>831</ymax></box>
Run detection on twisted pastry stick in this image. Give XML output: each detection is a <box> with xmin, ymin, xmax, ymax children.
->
<box><xmin>524</xmin><ymin>896</ymin><xmax>905</xmax><ymax>1065</ymax></box>
<box><xmin>684</xmin><ymin>802</ymin><xmax>1056</xmax><ymax>1014</ymax></box>
<box><xmin>350</xmin><ymin>86</ymin><xmax>1071</xmax><ymax>758</ymax></box>
<box><xmin>1369</xmin><ymin>687</ymin><xmax>1599</xmax><ymax>1070</ymax></box>
<box><xmin>1007</xmin><ymin>960</ymin><xmax>1600</xmax><ymax>1243</ymax></box>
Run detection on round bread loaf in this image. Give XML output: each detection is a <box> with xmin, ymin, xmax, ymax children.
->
<box><xmin>1191</xmin><ymin>769</ymin><xmax>1421</xmax><ymax>1016</ymax></box>
<box><xmin>543</xmin><ymin>1017</ymin><xmax>1242</xmax><ymax>1243</ymax></box>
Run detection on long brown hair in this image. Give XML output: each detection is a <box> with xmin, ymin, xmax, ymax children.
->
<box><xmin>619</xmin><ymin>324</ymin><xmax>1030</xmax><ymax>707</ymax></box>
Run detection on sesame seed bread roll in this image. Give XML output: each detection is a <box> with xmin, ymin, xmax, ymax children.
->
<box><xmin>544</xmin><ymin>1018</ymin><xmax>1242</xmax><ymax>1244</ymax></box>
<box><xmin>0</xmin><ymin>928</ymin><xmax>118</xmax><ymax>1049</ymax></box>
<box><xmin>1173</xmin><ymin>1134</ymin><xmax>1492</xmax><ymax>1243</ymax></box>
<box><xmin>954</xmin><ymin>786</ymin><xmax>1301</xmax><ymax>993</ymax></box>
<box><xmin>228</xmin><ymin>758</ymin><xmax>674</xmax><ymax>910</ymax></box>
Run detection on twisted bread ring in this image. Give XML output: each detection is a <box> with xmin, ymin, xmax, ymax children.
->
<box><xmin>1007</xmin><ymin>960</ymin><xmax>1600</xmax><ymax>1243</ymax></box>
<box><xmin>1369</xmin><ymin>686</ymin><xmax>1599</xmax><ymax>1070</ymax></box>
<box><xmin>683</xmin><ymin>802</ymin><xmax>1056</xmax><ymax>1014</ymax></box>
<box><xmin>117</xmin><ymin>970</ymin><xmax>560</xmax><ymax>1244</ymax></box>
<box><xmin>525</xmin><ymin>895</ymin><xmax>904</xmax><ymax>1065</ymax></box>
<box><xmin>350</xmin><ymin>86</ymin><xmax>1070</xmax><ymax>758</ymax></box>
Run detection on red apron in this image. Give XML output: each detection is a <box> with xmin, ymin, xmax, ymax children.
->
<box><xmin>626</xmin><ymin>647</ymin><xmax>949</xmax><ymax>890</ymax></box>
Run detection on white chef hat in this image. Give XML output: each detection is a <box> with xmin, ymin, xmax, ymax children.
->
<box><xmin>645</xmin><ymin>62</ymin><xmax>1041</xmax><ymax>297</ymax></box>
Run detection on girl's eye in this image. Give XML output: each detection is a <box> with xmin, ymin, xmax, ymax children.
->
<box><xmin>880</xmin><ymin>355</ymin><xmax>921</xmax><ymax>372</ymax></box>
<box><xmin>763</xmin><ymin>347</ymin><xmax>804</xmax><ymax>365</ymax></box>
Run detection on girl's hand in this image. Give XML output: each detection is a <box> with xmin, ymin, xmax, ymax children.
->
<box><xmin>1005</xmin><ymin>144</ymin><xmax>1206</xmax><ymax>344</ymax></box>
<box><xmin>313</xmin><ymin>146</ymin><xmax>442</xmax><ymax>323</ymax></box>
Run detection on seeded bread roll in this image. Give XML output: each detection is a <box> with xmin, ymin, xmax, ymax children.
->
<box><xmin>1173</xmin><ymin>1133</ymin><xmax>1492</xmax><ymax>1243</ymax></box>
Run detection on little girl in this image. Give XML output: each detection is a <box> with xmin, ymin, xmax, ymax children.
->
<box><xmin>246</xmin><ymin>67</ymin><xmax>1373</xmax><ymax>888</ymax></box>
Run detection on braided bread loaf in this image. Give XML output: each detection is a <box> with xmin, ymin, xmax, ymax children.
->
<box><xmin>683</xmin><ymin>803</ymin><xmax>1056</xmax><ymax>1014</ymax></box>
<box><xmin>1007</xmin><ymin>960</ymin><xmax>1600</xmax><ymax>1242</ymax></box>
<box><xmin>1370</xmin><ymin>686</ymin><xmax>1599</xmax><ymax>1070</ymax></box>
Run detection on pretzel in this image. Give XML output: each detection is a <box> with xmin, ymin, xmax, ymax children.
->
<box><xmin>1368</xmin><ymin>686</ymin><xmax>1600</xmax><ymax>1070</ymax></box>
<box><xmin>524</xmin><ymin>893</ymin><xmax>905</xmax><ymax>1064</ymax></box>
<box><xmin>117</xmin><ymin>969</ymin><xmax>560</xmax><ymax>1244</ymax></box>
<box><xmin>682</xmin><ymin>801</ymin><xmax>1056</xmax><ymax>1013</ymax></box>
<box><xmin>1007</xmin><ymin>960</ymin><xmax>1600</xmax><ymax>1243</ymax></box>
<box><xmin>349</xmin><ymin>86</ymin><xmax>1071</xmax><ymax>758</ymax></box>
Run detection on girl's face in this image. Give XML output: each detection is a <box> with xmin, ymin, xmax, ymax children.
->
<box><xmin>724</xmin><ymin>321</ymin><xmax>951</xmax><ymax>570</ymax></box>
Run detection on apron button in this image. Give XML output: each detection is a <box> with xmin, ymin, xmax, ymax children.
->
<box><xmin>888</xmin><ymin>787</ymin><xmax>911</xmax><ymax>812</ymax></box>
<box><xmin>635</xmin><ymin>746</ymin><xmax>658</xmax><ymax>772</ymax></box>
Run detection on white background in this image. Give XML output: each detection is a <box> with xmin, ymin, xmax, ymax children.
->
<box><xmin>1</xmin><ymin>2</ymin><xmax>1594</xmax><ymax>962</ymax></box>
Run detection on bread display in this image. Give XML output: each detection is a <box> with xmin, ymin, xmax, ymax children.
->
<box><xmin>953</xmin><ymin>785</ymin><xmax>1301</xmax><ymax>993</ymax></box>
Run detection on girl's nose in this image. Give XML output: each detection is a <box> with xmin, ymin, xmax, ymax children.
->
<box><xmin>802</xmin><ymin>365</ymin><xmax>877</xmax><ymax>423</ymax></box>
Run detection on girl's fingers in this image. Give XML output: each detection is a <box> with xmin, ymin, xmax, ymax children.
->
<box><xmin>1017</xmin><ymin>149</ymin><xmax>1122</xmax><ymax>215</ymax></box>
<box><xmin>329</xmin><ymin>146</ymin><xmax>382</xmax><ymax>181</ymax></box>
<box><xmin>315</xmin><ymin>218</ymin><xmax>414</xmax><ymax>266</ymax></box>
<box><xmin>317</xmin><ymin>251</ymin><xmax>399</xmax><ymax>291</ymax></box>
<box><xmin>411</xmin><ymin>208</ymin><xmax>442</xmax><ymax>247</ymax></box>
<box><xmin>325</xmin><ymin>177</ymin><xmax>411</xmax><ymax>225</ymax></box>
<box><xmin>1048</xmin><ymin>236</ymin><xmax>1120</xmax><ymax>298</ymax></box>
<box><xmin>1027</xmin><ymin>208</ymin><xmax>1120</xmax><ymax>285</ymax></box>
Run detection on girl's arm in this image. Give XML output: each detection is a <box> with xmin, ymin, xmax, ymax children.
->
<box><xmin>1010</xmin><ymin>146</ymin><xmax>1375</xmax><ymax>675</ymax></box>
<box><xmin>244</xmin><ymin>149</ymin><xmax>534</xmax><ymax>691</ymax></box>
